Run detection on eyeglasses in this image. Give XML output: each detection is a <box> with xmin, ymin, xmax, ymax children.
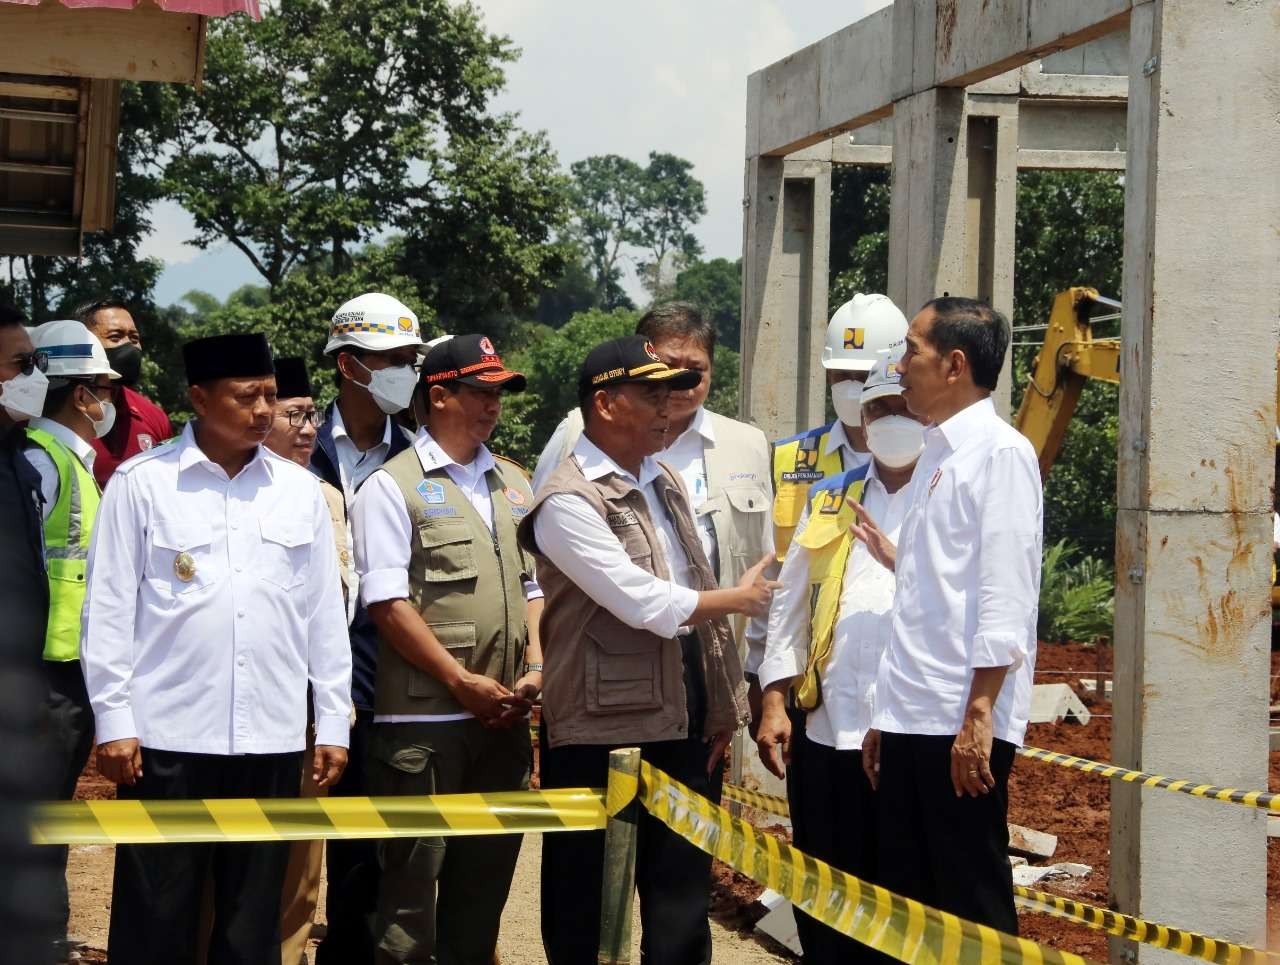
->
<box><xmin>14</xmin><ymin>350</ymin><xmax>48</xmax><ymax>376</ymax></box>
<box><xmin>281</xmin><ymin>408</ymin><xmax>322</xmax><ymax>429</ymax></box>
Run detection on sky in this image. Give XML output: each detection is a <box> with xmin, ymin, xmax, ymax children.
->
<box><xmin>148</xmin><ymin>0</ymin><xmax>893</xmax><ymax>308</ymax></box>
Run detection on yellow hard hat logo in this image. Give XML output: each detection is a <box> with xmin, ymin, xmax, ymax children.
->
<box><xmin>843</xmin><ymin>327</ymin><xmax>866</xmax><ymax>350</ymax></box>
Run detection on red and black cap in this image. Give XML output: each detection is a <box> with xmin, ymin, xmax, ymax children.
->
<box><xmin>577</xmin><ymin>335</ymin><xmax>700</xmax><ymax>401</ymax></box>
<box><xmin>420</xmin><ymin>334</ymin><xmax>526</xmax><ymax>392</ymax></box>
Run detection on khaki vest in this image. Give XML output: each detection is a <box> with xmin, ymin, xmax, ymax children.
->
<box><xmin>793</xmin><ymin>467</ymin><xmax>868</xmax><ymax>711</ymax></box>
<box><xmin>770</xmin><ymin>423</ymin><xmax>846</xmax><ymax>560</ymax></box>
<box><xmin>518</xmin><ymin>451</ymin><xmax>749</xmax><ymax>748</ymax></box>
<box><xmin>375</xmin><ymin>448</ymin><xmax>534</xmax><ymax>716</ymax></box>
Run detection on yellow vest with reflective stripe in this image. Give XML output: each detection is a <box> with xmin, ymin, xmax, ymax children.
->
<box><xmin>25</xmin><ymin>427</ymin><xmax>101</xmax><ymax>662</ymax></box>
<box><xmin>793</xmin><ymin>467</ymin><xmax>868</xmax><ymax>711</ymax></box>
<box><xmin>770</xmin><ymin>424</ymin><xmax>844</xmax><ymax>560</ymax></box>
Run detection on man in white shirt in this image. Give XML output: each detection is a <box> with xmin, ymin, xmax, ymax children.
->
<box><xmin>309</xmin><ymin>292</ymin><xmax>422</xmax><ymax>963</ymax></box>
<box><xmin>754</xmin><ymin>356</ymin><xmax>924</xmax><ymax>964</ymax></box>
<box><xmin>519</xmin><ymin>335</ymin><xmax>777</xmax><ymax>965</ymax></box>
<box><xmin>858</xmin><ymin>297</ymin><xmax>1042</xmax><ymax>934</ymax></box>
<box><xmin>351</xmin><ymin>334</ymin><xmax>544</xmax><ymax>964</ymax></box>
<box><xmin>22</xmin><ymin>319</ymin><xmax>120</xmax><ymax>959</ymax></box>
<box><xmin>81</xmin><ymin>333</ymin><xmax>353</xmax><ymax>965</ymax></box>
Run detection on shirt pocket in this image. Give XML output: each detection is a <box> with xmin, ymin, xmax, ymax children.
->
<box><xmin>258</xmin><ymin>517</ymin><xmax>313</xmax><ymax>590</ymax></box>
<box><xmin>148</xmin><ymin>520</ymin><xmax>218</xmax><ymax>595</ymax></box>
<box><xmin>407</xmin><ymin>620</ymin><xmax>476</xmax><ymax>699</ymax></box>
<box><xmin>584</xmin><ymin>620</ymin><xmax>664</xmax><ymax>713</ymax></box>
<box><xmin>417</xmin><ymin>522</ymin><xmax>479</xmax><ymax>582</ymax></box>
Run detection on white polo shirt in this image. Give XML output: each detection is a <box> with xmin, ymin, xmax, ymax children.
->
<box><xmin>872</xmin><ymin>396</ymin><xmax>1042</xmax><ymax>746</ymax></box>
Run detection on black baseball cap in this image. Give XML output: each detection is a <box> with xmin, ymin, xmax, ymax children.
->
<box><xmin>420</xmin><ymin>334</ymin><xmax>526</xmax><ymax>392</ymax></box>
<box><xmin>577</xmin><ymin>336</ymin><xmax>700</xmax><ymax>402</ymax></box>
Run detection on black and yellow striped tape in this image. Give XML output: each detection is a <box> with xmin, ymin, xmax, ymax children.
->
<box><xmin>1015</xmin><ymin>887</ymin><xmax>1278</xmax><ymax>964</ymax></box>
<box><xmin>640</xmin><ymin>761</ymin><xmax>1095</xmax><ymax>965</ymax></box>
<box><xmin>723</xmin><ymin>780</ymin><xmax>1272</xmax><ymax>963</ymax></box>
<box><xmin>31</xmin><ymin>788</ymin><xmax>606</xmax><ymax>846</ymax></box>
<box><xmin>1019</xmin><ymin>747</ymin><xmax>1279</xmax><ymax>813</ymax></box>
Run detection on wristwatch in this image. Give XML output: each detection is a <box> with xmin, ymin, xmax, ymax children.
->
<box><xmin>524</xmin><ymin>662</ymin><xmax>543</xmax><ymax>673</ymax></box>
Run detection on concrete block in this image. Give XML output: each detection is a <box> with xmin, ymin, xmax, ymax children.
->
<box><xmin>1026</xmin><ymin>0</ymin><xmax>1132</xmax><ymax>63</ymax></box>
<box><xmin>1029</xmin><ymin>683</ymin><xmax>1092</xmax><ymax>725</ymax></box>
<box><xmin>1018</xmin><ymin>101</ymin><xmax>1127</xmax><ymax>153</ymax></box>
<box><xmin>935</xmin><ymin>0</ymin><xmax>1028</xmax><ymax>89</ymax></box>
<box><xmin>754</xmin><ymin>44</ymin><xmax>820</xmax><ymax>159</ymax></box>
<box><xmin>892</xmin><ymin>0</ymin><xmax>935</xmax><ymax>101</ymax></box>
<box><xmin>754</xmin><ymin>891</ymin><xmax>803</xmax><ymax>955</ymax></box>
<box><xmin>1079</xmin><ymin>678</ymin><xmax>1115</xmax><ymax>699</ymax></box>
<box><xmin>1009</xmin><ymin>822</ymin><xmax>1058</xmax><ymax>861</ymax></box>
<box><xmin>816</xmin><ymin>5</ymin><xmax>895</xmax><ymax>143</ymax></box>
<box><xmin>1038</xmin><ymin>27</ymin><xmax>1130</xmax><ymax>76</ymax></box>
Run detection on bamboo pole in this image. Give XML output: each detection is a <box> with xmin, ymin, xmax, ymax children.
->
<box><xmin>597</xmin><ymin>747</ymin><xmax>641</xmax><ymax>964</ymax></box>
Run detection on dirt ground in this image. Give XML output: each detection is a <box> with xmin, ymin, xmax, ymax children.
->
<box><xmin>63</xmin><ymin>644</ymin><xmax>1279</xmax><ymax>962</ymax></box>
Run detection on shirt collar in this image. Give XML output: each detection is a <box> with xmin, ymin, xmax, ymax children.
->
<box><xmin>29</xmin><ymin>417</ymin><xmax>97</xmax><ymax>472</ymax></box>
<box><xmin>176</xmin><ymin>422</ymin><xmax>272</xmax><ymax>480</ymax></box>
<box><xmin>930</xmin><ymin>396</ymin><xmax>996</xmax><ymax>452</ymax></box>
<box><xmin>572</xmin><ymin>433</ymin><xmax>662</xmax><ymax>489</ymax></box>
<box><xmin>825</xmin><ymin>419</ymin><xmax>860</xmax><ymax>457</ymax></box>
<box><xmin>413</xmin><ymin>429</ymin><xmax>495</xmax><ymax>477</ymax></box>
<box><xmin>330</xmin><ymin>402</ymin><xmax>392</xmax><ymax>451</ymax></box>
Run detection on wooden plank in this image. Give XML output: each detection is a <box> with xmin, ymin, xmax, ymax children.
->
<box><xmin>0</xmin><ymin>108</ymin><xmax>76</xmax><ymax>125</ymax></box>
<box><xmin>0</xmin><ymin>160</ymin><xmax>73</xmax><ymax>176</ymax></box>
<box><xmin>80</xmin><ymin>79</ymin><xmax>120</xmax><ymax>232</ymax></box>
<box><xmin>0</xmin><ymin>4</ymin><xmax>202</xmax><ymax>85</ymax></box>
<box><xmin>0</xmin><ymin>78</ymin><xmax>78</xmax><ymax>101</ymax></box>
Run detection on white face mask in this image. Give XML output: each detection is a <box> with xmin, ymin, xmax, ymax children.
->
<box><xmin>830</xmin><ymin>379</ymin><xmax>864</xmax><ymax>426</ymax></box>
<box><xmin>354</xmin><ymin>358</ymin><xmax>417</xmax><ymax>414</ymax></box>
<box><xmin>0</xmin><ymin>367</ymin><xmax>49</xmax><ymax>422</ymax></box>
<box><xmin>81</xmin><ymin>387</ymin><xmax>117</xmax><ymax>439</ymax></box>
<box><xmin>864</xmin><ymin>414</ymin><xmax>925</xmax><ymax>469</ymax></box>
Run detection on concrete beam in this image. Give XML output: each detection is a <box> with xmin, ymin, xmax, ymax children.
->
<box><xmin>748</xmin><ymin>0</ymin><xmax>1134</xmax><ymax>158</ymax></box>
<box><xmin>739</xmin><ymin>156</ymin><xmax>833</xmax><ymax>442</ymax></box>
<box><xmin>1111</xmin><ymin>1</ymin><xmax>1277</xmax><ymax>959</ymax></box>
<box><xmin>1016</xmin><ymin>149</ymin><xmax>1125</xmax><ymax>171</ymax></box>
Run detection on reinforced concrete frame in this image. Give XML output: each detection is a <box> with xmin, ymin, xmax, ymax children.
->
<box><xmin>739</xmin><ymin>2</ymin><xmax>1278</xmax><ymax>961</ymax></box>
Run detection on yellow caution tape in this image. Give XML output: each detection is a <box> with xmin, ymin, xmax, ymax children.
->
<box><xmin>724</xmin><ymin>781</ymin><xmax>1272</xmax><ymax>963</ymax></box>
<box><xmin>31</xmin><ymin>788</ymin><xmax>606</xmax><ymax>846</ymax></box>
<box><xmin>605</xmin><ymin>768</ymin><xmax>639</xmax><ymax>818</ymax></box>
<box><xmin>1015</xmin><ymin>887</ymin><xmax>1279</xmax><ymax>964</ymax></box>
<box><xmin>639</xmin><ymin>761</ymin><xmax>1095</xmax><ymax>965</ymax></box>
<box><xmin>1019</xmin><ymin>747</ymin><xmax>1279</xmax><ymax>813</ymax></box>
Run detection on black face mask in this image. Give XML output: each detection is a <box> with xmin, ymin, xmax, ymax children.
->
<box><xmin>106</xmin><ymin>343</ymin><xmax>143</xmax><ymax>386</ymax></box>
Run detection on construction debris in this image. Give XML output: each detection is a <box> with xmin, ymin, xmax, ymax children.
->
<box><xmin>1028</xmin><ymin>683</ymin><xmax>1091</xmax><ymax>725</ymax></box>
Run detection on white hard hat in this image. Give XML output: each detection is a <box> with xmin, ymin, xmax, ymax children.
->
<box><xmin>324</xmin><ymin>292</ymin><xmax>423</xmax><ymax>355</ymax></box>
<box><xmin>821</xmin><ymin>293</ymin><xmax>908</xmax><ymax>372</ymax></box>
<box><xmin>859</xmin><ymin>352</ymin><xmax>905</xmax><ymax>404</ymax></box>
<box><xmin>32</xmin><ymin>319</ymin><xmax>121</xmax><ymax>380</ymax></box>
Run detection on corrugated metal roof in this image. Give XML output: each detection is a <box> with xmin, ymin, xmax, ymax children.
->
<box><xmin>0</xmin><ymin>0</ymin><xmax>259</xmax><ymax>20</ymax></box>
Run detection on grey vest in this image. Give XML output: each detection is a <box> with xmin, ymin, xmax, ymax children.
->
<box><xmin>376</xmin><ymin>448</ymin><xmax>534</xmax><ymax>716</ymax></box>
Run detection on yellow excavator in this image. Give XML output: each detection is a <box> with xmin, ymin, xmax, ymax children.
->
<box><xmin>1013</xmin><ymin>286</ymin><xmax>1280</xmax><ymax>609</ymax></box>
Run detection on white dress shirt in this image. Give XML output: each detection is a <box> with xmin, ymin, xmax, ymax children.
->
<box><xmin>352</xmin><ymin>430</ymin><xmax>542</xmax><ymax>724</ymax></box>
<box><xmin>532</xmin><ymin>434</ymin><xmax>699</xmax><ymax>639</ymax></box>
<box><xmin>824</xmin><ymin>419</ymin><xmax>869</xmax><ymax>470</ymax></box>
<box><xmin>80</xmin><ymin>423</ymin><xmax>353</xmax><ymax>754</ymax></box>
<box><xmin>760</xmin><ymin>463</ymin><xmax>909</xmax><ymax>749</ymax></box>
<box><xmin>25</xmin><ymin>416</ymin><xmax>97</xmax><ymax>520</ymax></box>
<box><xmin>654</xmin><ymin>408</ymin><xmax>717</xmax><ymax>565</ymax></box>
<box><xmin>872</xmin><ymin>397</ymin><xmax>1042</xmax><ymax>746</ymax></box>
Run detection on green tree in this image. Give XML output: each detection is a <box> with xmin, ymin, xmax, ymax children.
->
<box><xmin>674</xmin><ymin>258</ymin><xmax>741</xmax><ymax>351</ymax></box>
<box><xmin>828</xmin><ymin>166</ymin><xmax>891</xmax><ymax>306</ymax></box>
<box><xmin>569</xmin><ymin>155</ymin><xmax>647</xmax><ymax>304</ymax></box>
<box><xmin>634</xmin><ymin>152</ymin><xmax>706</xmax><ymax>299</ymax></box>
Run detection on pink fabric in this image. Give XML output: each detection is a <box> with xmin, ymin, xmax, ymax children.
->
<box><xmin>0</xmin><ymin>0</ymin><xmax>259</xmax><ymax>18</ymax></box>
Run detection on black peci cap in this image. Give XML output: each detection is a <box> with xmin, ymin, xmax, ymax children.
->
<box><xmin>183</xmin><ymin>333</ymin><xmax>274</xmax><ymax>387</ymax></box>
<box><xmin>420</xmin><ymin>334</ymin><xmax>526</xmax><ymax>392</ymax></box>
<box><xmin>273</xmin><ymin>356</ymin><xmax>312</xmax><ymax>399</ymax></box>
<box><xmin>577</xmin><ymin>335</ymin><xmax>700</xmax><ymax>402</ymax></box>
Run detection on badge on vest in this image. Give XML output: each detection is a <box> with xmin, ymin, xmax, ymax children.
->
<box><xmin>781</xmin><ymin>436</ymin><xmax>823</xmax><ymax>483</ymax></box>
<box><xmin>606</xmin><ymin>509</ymin><xmax>639</xmax><ymax>528</ymax></box>
<box><xmin>818</xmin><ymin>489</ymin><xmax>845</xmax><ymax>515</ymax></box>
<box><xmin>417</xmin><ymin>480</ymin><xmax>446</xmax><ymax>504</ymax></box>
<box><xmin>137</xmin><ymin>433</ymin><xmax>154</xmax><ymax>451</ymax></box>
<box><xmin>174</xmin><ymin>551</ymin><xmax>197</xmax><ymax>582</ymax></box>
<box><xmin>504</xmin><ymin>486</ymin><xmax>526</xmax><ymax>506</ymax></box>
<box><xmin>421</xmin><ymin>506</ymin><xmax>459</xmax><ymax>519</ymax></box>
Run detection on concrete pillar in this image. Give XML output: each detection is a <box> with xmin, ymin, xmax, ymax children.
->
<box><xmin>888</xmin><ymin>88</ymin><xmax>1019</xmax><ymax>416</ymax></box>
<box><xmin>1111</xmin><ymin>2</ymin><xmax>1277</xmax><ymax>960</ymax></box>
<box><xmin>739</xmin><ymin>155</ymin><xmax>832</xmax><ymax>442</ymax></box>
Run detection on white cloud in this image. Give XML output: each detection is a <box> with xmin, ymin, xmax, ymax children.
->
<box><xmin>138</xmin><ymin>200</ymin><xmax>203</xmax><ymax>266</ymax></box>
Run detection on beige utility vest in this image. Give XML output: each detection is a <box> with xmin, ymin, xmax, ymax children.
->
<box><xmin>376</xmin><ymin>448</ymin><xmax>534</xmax><ymax>717</ymax></box>
<box><xmin>517</xmin><ymin>453</ymin><xmax>749</xmax><ymax>748</ymax></box>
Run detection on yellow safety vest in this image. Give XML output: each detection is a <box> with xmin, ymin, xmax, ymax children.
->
<box><xmin>769</xmin><ymin>423</ymin><xmax>844</xmax><ymax>560</ymax></box>
<box><xmin>792</xmin><ymin>467</ymin><xmax>868</xmax><ymax>711</ymax></box>
<box><xmin>25</xmin><ymin>427</ymin><xmax>101</xmax><ymax>662</ymax></box>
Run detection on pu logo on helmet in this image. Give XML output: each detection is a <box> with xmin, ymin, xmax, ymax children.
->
<box><xmin>844</xmin><ymin>327</ymin><xmax>866</xmax><ymax>350</ymax></box>
<box><xmin>398</xmin><ymin>316</ymin><xmax>414</xmax><ymax>332</ymax></box>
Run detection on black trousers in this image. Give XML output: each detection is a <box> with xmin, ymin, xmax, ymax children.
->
<box><xmin>108</xmin><ymin>748</ymin><xmax>302</xmax><ymax>965</ymax></box>
<box><xmin>39</xmin><ymin>659</ymin><xmax>96</xmax><ymax>940</ymax></box>
<box><xmin>317</xmin><ymin>707</ymin><xmax>378</xmax><ymax>965</ymax></box>
<box><xmin>875</xmin><ymin>732</ymin><xmax>1018</xmax><ymax>934</ymax></box>
<box><xmin>539</xmin><ymin>724</ymin><xmax>722</xmax><ymax>965</ymax></box>
<box><xmin>788</xmin><ymin>734</ymin><xmax>892</xmax><ymax>964</ymax></box>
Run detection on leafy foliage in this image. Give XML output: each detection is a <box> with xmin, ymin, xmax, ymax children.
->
<box><xmin>674</xmin><ymin>258</ymin><xmax>742</xmax><ymax>351</ymax></box>
<box><xmin>1038</xmin><ymin>540</ymin><xmax>1115</xmax><ymax>644</ymax></box>
<box><xmin>829</xmin><ymin>167</ymin><xmax>891</xmax><ymax>306</ymax></box>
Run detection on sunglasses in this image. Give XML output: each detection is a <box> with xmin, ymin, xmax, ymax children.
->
<box><xmin>14</xmin><ymin>350</ymin><xmax>48</xmax><ymax>376</ymax></box>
